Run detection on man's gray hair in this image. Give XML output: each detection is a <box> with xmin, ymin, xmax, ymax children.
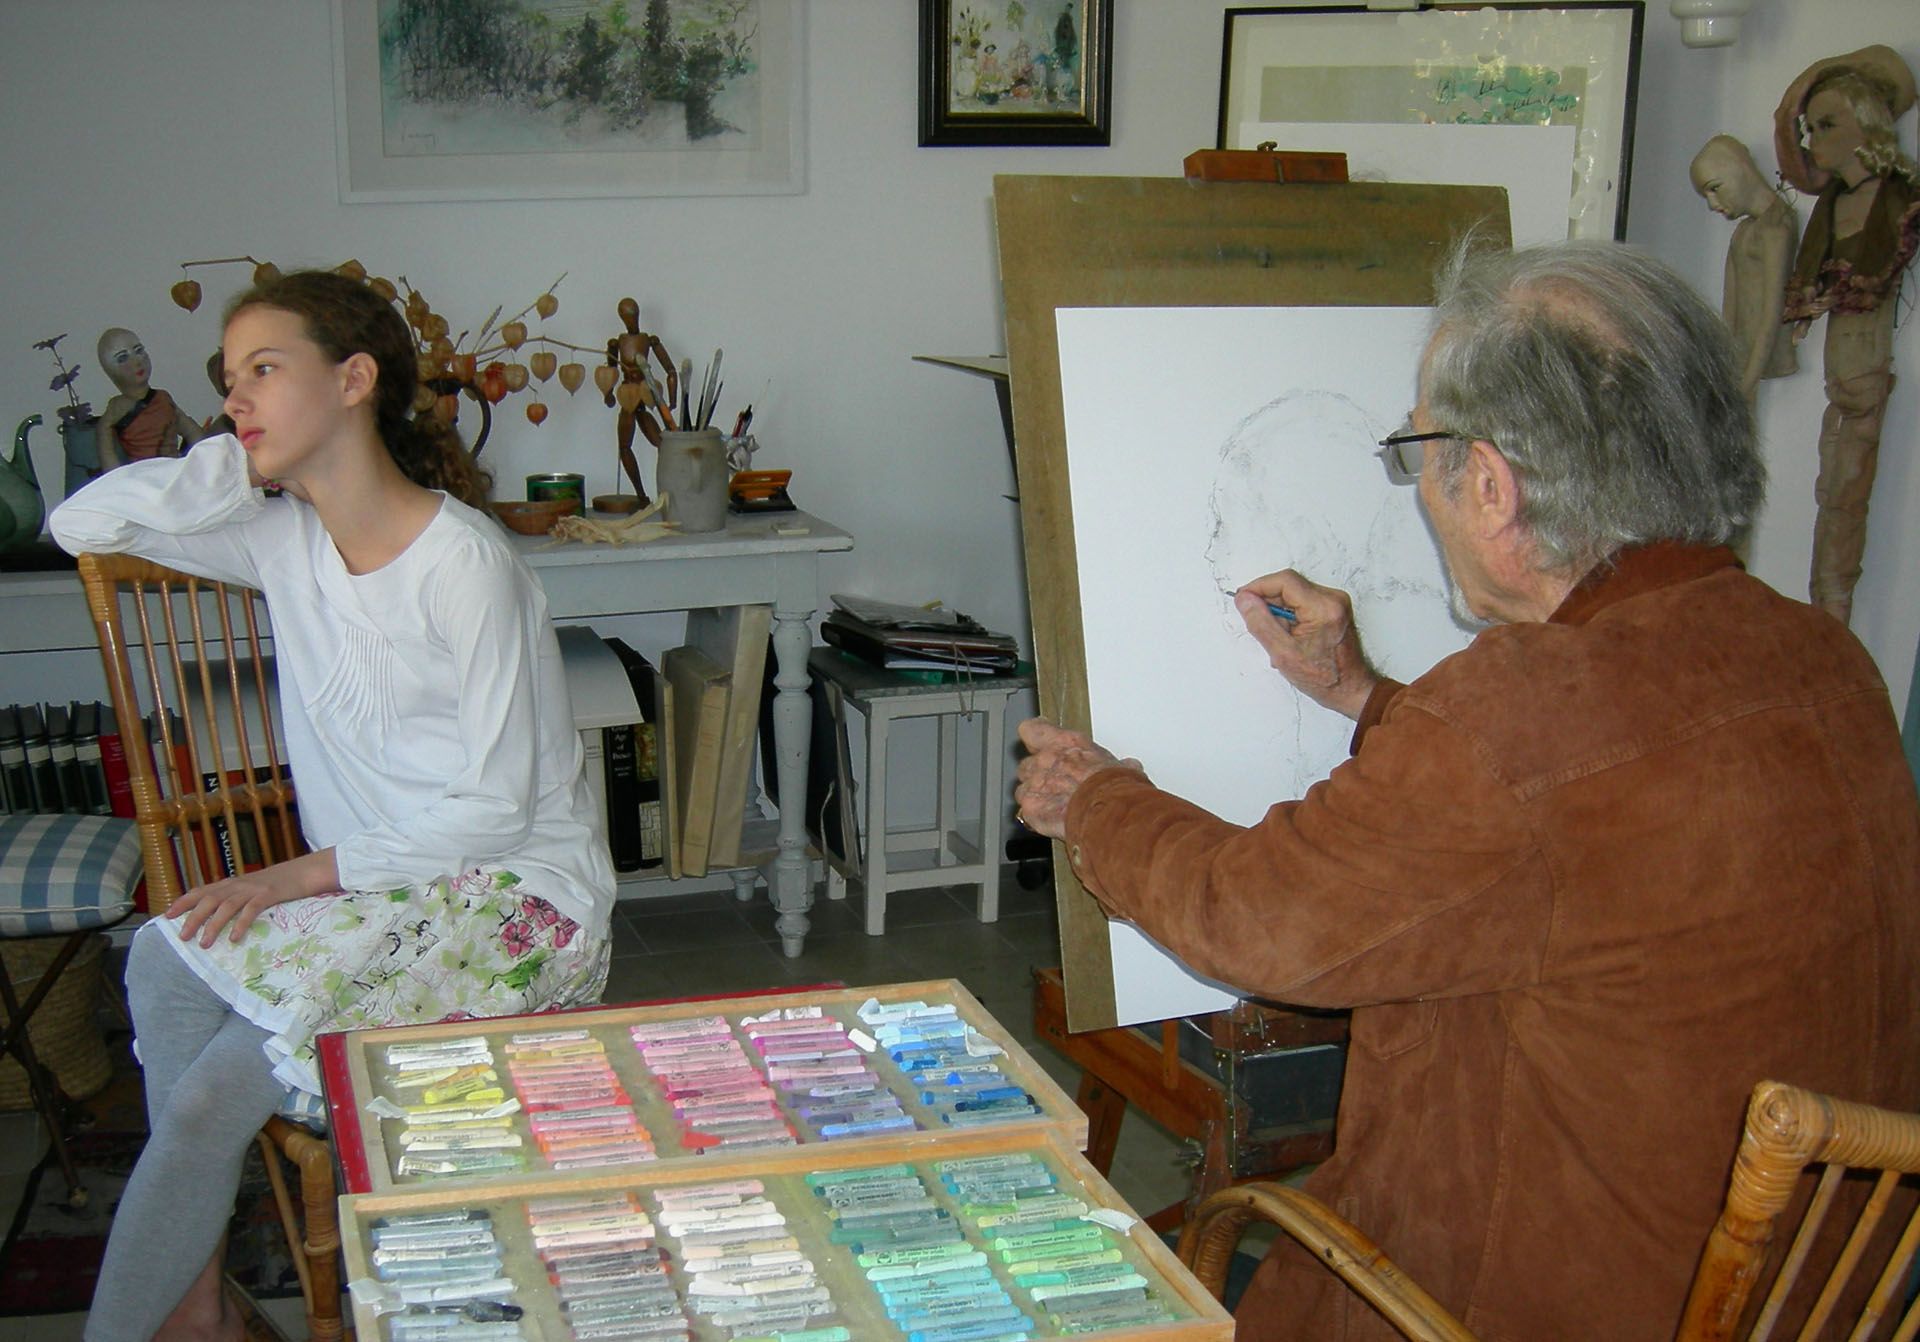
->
<box><xmin>1423</xmin><ymin>237</ymin><xmax>1765</xmax><ymax>574</ymax></box>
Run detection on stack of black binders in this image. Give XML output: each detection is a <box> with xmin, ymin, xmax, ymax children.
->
<box><xmin>0</xmin><ymin>701</ymin><xmax>117</xmax><ymax>817</ymax></box>
<box><xmin>820</xmin><ymin>594</ymin><xmax>1019</xmax><ymax>675</ymax></box>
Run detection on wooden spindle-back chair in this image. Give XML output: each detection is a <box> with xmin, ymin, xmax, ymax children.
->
<box><xmin>77</xmin><ymin>551</ymin><xmax>345</xmax><ymax>1342</ymax></box>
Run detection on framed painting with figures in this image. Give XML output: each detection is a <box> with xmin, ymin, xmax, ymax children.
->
<box><xmin>919</xmin><ymin>0</ymin><xmax>1112</xmax><ymax>146</ymax></box>
<box><xmin>1219</xmin><ymin>4</ymin><xmax>1644</xmax><ymax>240</ymax></box>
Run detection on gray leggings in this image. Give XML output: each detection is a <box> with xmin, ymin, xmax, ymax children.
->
<box><xmin>84</xmin><ymin>921</ymin><xmax>291</xmax><ymax>1342</ymax></box>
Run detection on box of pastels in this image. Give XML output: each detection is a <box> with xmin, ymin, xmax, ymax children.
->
<box><xmin>318</xmin><ymin>981</ymin><xmax>1088</xmax><ymax>1196</ymax></box>
<box><xmin>338</xmin><ymin>1124</ymin><xmax>1235</xmax><ymax>1342</ymax></box>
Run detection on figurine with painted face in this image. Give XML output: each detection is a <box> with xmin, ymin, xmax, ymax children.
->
<box><xmin>1773</xmin><ymin>45</ymin><xmax>1919</xmax><ymax>625</ymax></box>
<box><xmin>96</xmin><ymin>327</ymin><xmax>206</xmax><ymax>469</ymax></box>
<box><xmin>1690</xmin><ymin>135</ymin><xmax>1799</xmax><ymax>405</ymax></box>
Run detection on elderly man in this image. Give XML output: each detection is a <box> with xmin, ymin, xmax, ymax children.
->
<box><xmin>1016</xmin><ymin>240</ymin><xmax>1920</xmax><ymax>1340</ymax></box>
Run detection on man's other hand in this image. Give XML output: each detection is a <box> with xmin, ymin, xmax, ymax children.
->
<box><xmin>1014</xmin><ymin>719</ymin><xmax>1142</xmax><ymax>840</ymax></box>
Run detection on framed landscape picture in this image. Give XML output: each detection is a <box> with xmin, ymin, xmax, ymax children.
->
<box><xmin>919</xmin><ymin>0</ymin><xmax>1112</xmax><ymax>146</ymax></box>
<box><xmin>332</xmin><ymin>0</ymin><xmax>806</xmax><ymax>201</ymax></box>
<box><xmin>1219</xmin><ymin>3</ymin><xmax>1643</xmax><ymax>239</ymax></box>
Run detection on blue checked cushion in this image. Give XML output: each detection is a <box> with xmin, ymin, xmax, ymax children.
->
<box><xmin>0</xmin><ymin>814</ymin><xmax>143</xmax><ymax>936</ymax></box>
<box><xmin>278</xmin><ymin>1086</ymin><xmax>328</xmax><ymax>1126</ymax></box>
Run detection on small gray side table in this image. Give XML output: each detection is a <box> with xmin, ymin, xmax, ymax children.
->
<box><xmin>808</xmin><ymin>648</ymin><xmax>1034</xmax><ymax>935</ymax></box>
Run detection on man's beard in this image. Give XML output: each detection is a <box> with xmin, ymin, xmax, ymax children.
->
<box><xmin>1445</xmin><ymin>567</ymin><xmax>1495</xmax><ymax>631</ymax></box>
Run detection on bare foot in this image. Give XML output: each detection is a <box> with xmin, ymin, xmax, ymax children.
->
<box><xmin>151</xmin><ymin>1245</ymin><xmax>241</xmax><ymax>1342</ymax></box>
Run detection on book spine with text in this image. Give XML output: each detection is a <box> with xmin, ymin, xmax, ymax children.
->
<box><xmin>603</xmin><ymin>722</ymin><xmax>644</xmax><ymax>872</ymax></box>
<box><xmin>605</xmin><ymin>637</ymin><xmax>666</xmax><ymax>871</ymax></box>
<box><xmin>0</xmin><ymin>706</ymin><xmax>24</xmax><ymax>814</ymax></box>
<box><xmin>47</xmin><ymin>703</ymin><xmax>82</xmax><ymax>814</ymax></box>
<box><xmin>98</xmin><ymin>704</ymin><xmax>136</xmax><ymax>819</ymax></box>
<box><xmin>19</xmin><ymin>705</ymin><xmax>59</xmax><ymax>814</ymax></box>
<box><xmin>71</xmin><ymin>701</ymin><xmax>112</xmax><ymax>815</ymax></box>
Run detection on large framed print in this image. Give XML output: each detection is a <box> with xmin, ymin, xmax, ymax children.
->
<box><xmin>1219</xmin><ymin>4</ymin><xmax>1643</xmax><ymax>240</ymax></box>
<box><xmin>918</xmin><ymin>0</ymin><xmax>1112</xmax><ymax>146</ymax></box>
<box><xmin>331</xmin><ymin>0</ymin><xmax>806</xmax><ymax>202</ymax></box>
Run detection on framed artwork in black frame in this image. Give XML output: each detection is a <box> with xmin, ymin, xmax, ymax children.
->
<box><xmin>1219</xmin><ymin>3</ymin><xmax>1644</xmax><ymax>240</ymax></box>
<box><xmin>919</xmin><ymin>0</ymin><xmax>1112</xmax><ymax>147</ymax></box>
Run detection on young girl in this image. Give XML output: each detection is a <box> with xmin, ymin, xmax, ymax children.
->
<box><xmin>51</xmin><ymin>270</ymin><xmax>616</xmax><ymax>1342</ymax></box>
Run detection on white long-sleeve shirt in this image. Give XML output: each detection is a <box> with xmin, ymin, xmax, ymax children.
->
<box><xmin>51</xmin><ymin>435</ymin><xmax>615</xmax><ymax>931</ymax></box>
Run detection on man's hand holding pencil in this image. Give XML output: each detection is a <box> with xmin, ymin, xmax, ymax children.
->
<box><xmin>1234</xmin><ymin>569</ymin><xmax>1382</xmax><ymax>722</ymax></box>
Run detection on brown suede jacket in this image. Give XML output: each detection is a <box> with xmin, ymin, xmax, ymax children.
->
<box><xmin>1064</xmin><ymin>543</ymin><xmax>1920</xmax><ymax>1341</ymax></box>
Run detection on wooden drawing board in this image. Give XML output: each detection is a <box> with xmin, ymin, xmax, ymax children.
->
<box><xmin>993</xmin><ymin>175</ymin><xmax>1510</xmax><ymax>1032</ymax></box>
<box><xmin>685</xmin><ymin>604</ymin><xmax>773</xmax><ymax>867</ymax></box>
<box><xmin>663</xmin><ymin>644</ymin><xmax>731</xmax><ymax>878</ymax></box>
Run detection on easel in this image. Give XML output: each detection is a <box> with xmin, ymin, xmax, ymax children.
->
<box><xmin>994</xmin><ymin>169</ymin><xmax>1509</xmax><ymax>1216</ymax></box>
<box><xmin>994</xmin><ymin>170</ymin><xmax>1511</xmax><ymax>1031</ymax></box>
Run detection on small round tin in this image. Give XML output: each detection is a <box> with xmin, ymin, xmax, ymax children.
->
<box><xmin>526</xmin><ymin>472</ymin><xmax>585</xmax><ymax>516</ymax></box>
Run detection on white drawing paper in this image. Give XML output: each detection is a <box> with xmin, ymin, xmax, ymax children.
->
<box><xmin>1056</xmin><ymin>305</ymin><xmax>1475</xmax><ymax>1026</ymax></box>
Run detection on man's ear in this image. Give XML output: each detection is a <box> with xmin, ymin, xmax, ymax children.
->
<box><xmin>339</xmin><ymin>352</ymin><xmax>379</xmax><ymax>408</ymax></box>
<box><xmin>1465</xmin><ymin>439</ymin><xmax>1522</xmax><ymax>538</ymax></box>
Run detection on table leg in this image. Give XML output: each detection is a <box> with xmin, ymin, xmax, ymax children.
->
<box><xmin>975</xmin><ymin>697</ymin><xmax>1006</xmax><ymax>923</ymax></box>
<box><xmin>767</xmin><ymin>608</ymin><xmax>815</xmax><ymax>956</ymax></box>
<box><xmin>863</xmin><ymin>708</ymin><xmax>892</xmax><ymax>937</ymax></box>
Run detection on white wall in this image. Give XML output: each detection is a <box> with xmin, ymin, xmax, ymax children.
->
<box><xmin>3</xmin><ymin>2</ymin><xmax>1916</xmax><ymax>812</ymax></box>
<box><xmin>1627</xmin><ymin>1</ymin><xmax>1920</xmax><ymax>714</ymax></box>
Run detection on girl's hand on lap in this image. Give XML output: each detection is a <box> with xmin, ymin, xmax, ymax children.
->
<box><xmin>166</xmin><ymin>848</ymin><xmax>341</xmax><ymax>947</ymax></box>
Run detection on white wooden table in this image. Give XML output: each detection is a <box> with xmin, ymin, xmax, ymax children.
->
<box><xmin>0</xmin><ymin>511</ymin><xmax>853</xmax><ymax>955</ymax></box>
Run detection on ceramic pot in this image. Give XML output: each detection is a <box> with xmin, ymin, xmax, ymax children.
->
<box><xmin>57</xmin><ymin>410</ymin><xmax>103</xmax><ymax>498</ymax></box>
<box><xmin>656</xmin><ymin>428</ymin><xmax>728</xmax><ymax>533</ymax></box>
<box><xmin>2</xmin><ymin>416</ymin><xmax>48</xmax><ymax>551</ymax></box>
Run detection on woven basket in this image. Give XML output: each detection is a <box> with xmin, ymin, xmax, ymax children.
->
<box><xmin>0</xmin><ymin>932</ymin><xmax>113</xmax><ymax>1110</ymax></box>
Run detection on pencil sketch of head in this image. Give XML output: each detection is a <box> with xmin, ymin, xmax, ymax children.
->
<box><xmin>1202</xmin><ymin>388</ymin><xmax>1467</xmax><ymax>797</ymax></box>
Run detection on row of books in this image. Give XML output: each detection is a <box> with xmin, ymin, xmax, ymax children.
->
<box><xmin>821</xmin><ymin>594</ymin><xmax>1020</xmax><ymax>674</ymax></box>
<box><xmin>1</xmin><ymin>700</ymin><xmax>297</xmax><ymax>898</ymax></box>
<box><xmin>0</xmin><ymin>701</ymin><xmax>125</xmax><ymax>818</ymax></box>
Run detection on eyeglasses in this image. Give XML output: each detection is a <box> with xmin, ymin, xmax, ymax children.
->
<box><xmin>1376</xmin><ymin>416</ymin><xmax>1466</xmax><ymax>484</ymax></box>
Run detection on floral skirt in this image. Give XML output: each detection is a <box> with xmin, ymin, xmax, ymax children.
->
<box><xmin>159</xmin><ymin>868</ymin><xmax>610</xmax><ymax>1097</ymax></box>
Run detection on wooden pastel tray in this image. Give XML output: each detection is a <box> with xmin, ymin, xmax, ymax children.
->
<box><xmin>322</xmin><ymin>979</ymin><xmax>1087</xmax><ymax>1195</ymax></box>
<box><xmin>340</xmin><ymin>1126</ymin><xmax>1233</xmax><ymax>1341</ymax></box>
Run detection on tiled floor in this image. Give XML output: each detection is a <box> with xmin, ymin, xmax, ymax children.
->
<box><xmin>0</xmin><ymin>874</ymin><xmax>1202</xmax><ymax>1340</ymax></box>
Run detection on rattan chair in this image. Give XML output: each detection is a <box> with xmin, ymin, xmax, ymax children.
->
<box><xmin>1176</xmin><ymin>1079</ymin><xmax>1920</xmax><ymax>1341</ymax></box>
<box><xmin>1175</xmin><ymin>1182</ymin><xmax>1478</xmax><ymax>1342</ymax></box>
<box><xmin>77</xmin><ymin>552</ymin><xmax>345</xmax><ymax>1342</ymax></box>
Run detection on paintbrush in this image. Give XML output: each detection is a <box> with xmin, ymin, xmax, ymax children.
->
<box><xmin>697</xmin><ymin>348</ymin><xmax>723</xmax><ymax>429</ymax></box>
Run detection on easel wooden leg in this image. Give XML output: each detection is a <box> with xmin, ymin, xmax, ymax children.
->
<box><xmin>1077</xmin><ymin>1072</ymin><xmax>1128</xmax><ymax>1175</ymax></box>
